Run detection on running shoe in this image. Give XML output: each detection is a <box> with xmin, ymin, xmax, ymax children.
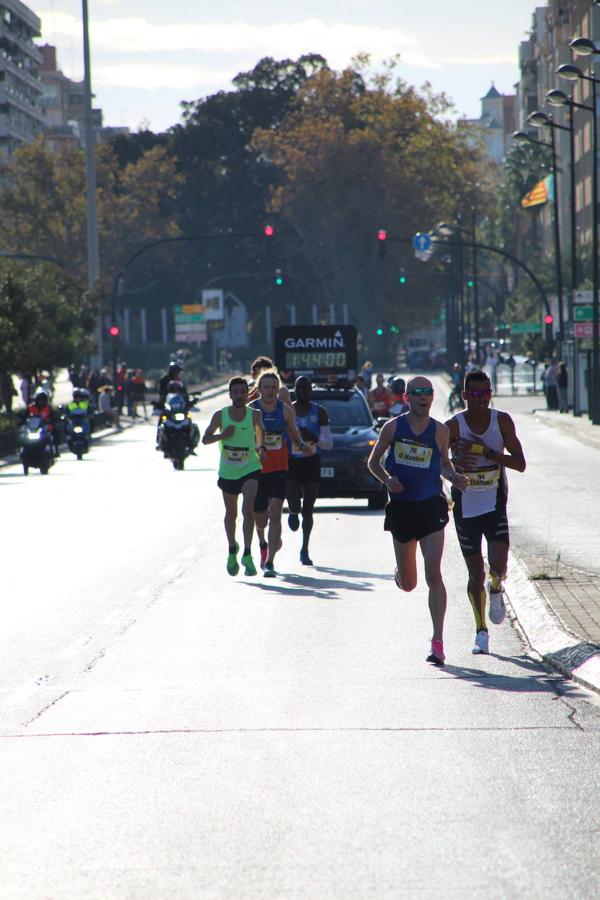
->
<box><xmin>263</xmin><ymin>561</ymin><xmax>276</xmax><ymax>578</ymax></box>
<box><xmin>226</xmin><ymin>542</ymin><xmax>240</xmax><ymax>577</ymax></box>
<box><xmin>288</xmin><ymin>512</ymin><xmax>300</xmax><ymax>532</ymax></box>
<box><xmin>259</xmin><ymin>543</ymin><xmax>269</xmax><ymax>570</ymax></box>
<box><xmin>242</xmin><ymin>553</ymin><xmax>257</xmax><ymax>576</ymax></box>
<box><xmin>488</xmin><ymin>582</ymin><xmax>506</xmax><ymax>625</ymax></box>
<box><xmin>472</xmin><ymin>629</ymin><xmax>489</xmax><ymax>655</ymax></box>
<box><xmin>299</xmin><ymin>548</ymin><xmax>313</xmax><ymax>566</ymax></box>
<box><xmin>426</xmin><ymin>639</ymin><xmax>445</xmax><ymax>666</ymax></box>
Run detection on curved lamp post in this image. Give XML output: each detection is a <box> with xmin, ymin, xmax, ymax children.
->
<box><xmin>557</xmin><ymin>42</ymin><xmax>600</xmax><ymax>423</ymax></box>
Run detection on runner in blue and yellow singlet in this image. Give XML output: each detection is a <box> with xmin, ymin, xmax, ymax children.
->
<box><xmin>368</xmin><ymin>376</ymin><xmax>469</xmax><ymax>666</ymax></box>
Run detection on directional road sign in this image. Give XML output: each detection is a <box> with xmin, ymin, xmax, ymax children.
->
<box><xmin>574</xmin><ymin>306</ymin><xmax>593</xmax><ymax>322</ymax></box>
<box><xmin>412</xmin><ymin>232</ymin><xmax>432</xmax><ymax>253</ymax></box>
<box><xmin>510</xmin><ymin>322</ymin><xmax>542</xmax><ymax>334</ymax></box>
<box><xmin>574</xmin><ymin>322</ymin><xmax>600</xmax><ymax>338</ymax></box>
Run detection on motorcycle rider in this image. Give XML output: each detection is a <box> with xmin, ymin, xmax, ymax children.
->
<box><xmin>157</xmin><ymin>379</ymin><xmax>200</xmax><ymax>454</ymax></box>
<box><xmin>65</xmin><ymin>387</ymin><xmax>92</xmax><ymax>446</ymax></box>
<box><xmin>27</xmin><ymin>388</ymin><xmax>59</xmax><ymax>457</ymax></box>
<box><xmin>158</xmin><ymin>363</ymin><xmax>188</xmax><ymax>409</ymax></box>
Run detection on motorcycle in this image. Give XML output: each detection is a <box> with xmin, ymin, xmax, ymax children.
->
<box><xmin>64</xmin><ymin>408</ymin><xmax>91</xmax><ymax>460</ymax></box>
<box><xmin>157</xmin><ymin>394</ymin><xmax>200</xmax><ymax>470</ymax></box>
<box><xmin>19</xmin><ymin>415</ymin><xmax>55</xmax><ymax>475</ymax></box>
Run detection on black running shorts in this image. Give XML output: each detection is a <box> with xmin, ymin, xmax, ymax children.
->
<box><xmin>384</xmin><ymin>494</ymin><xmax>449</xmax><ymax>544</ymax></box>
<box><xmin>217</xmin><ymin>470</ymin><xmax>260</xmax><ymax>495</ymax></box>
<box><xmin>254</xmin><ymin>470</ymin><xmax>287</xmax><ymax>512</ymax></box>
<box><xmin>287</xmin><ymin>455</ymin><xmax>321</xmax><ymax>485</ymax></box>
<box><xmin>451</xmin><ymin>502</ymin><xmax>510</xmax><ymax>557</ymax></box>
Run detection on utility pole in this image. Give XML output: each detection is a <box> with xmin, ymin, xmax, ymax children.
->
<box><xmin>82</xmin><ymin>0</ymin><xmax>101</xmax><ymax>365</ymax></box>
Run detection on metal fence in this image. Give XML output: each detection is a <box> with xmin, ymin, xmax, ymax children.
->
<box><xmin>485</xmin><ymin>361</ymin><xmax>543</xmax><ymax>396</ymax></box>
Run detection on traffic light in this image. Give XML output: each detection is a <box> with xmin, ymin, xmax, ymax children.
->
<box><xmin>544</xmin><ymin>313</ymin><xmax>554</xmax><ymax>342</ymax></box>
<box><xmin>109</xmin><ymin>324</ymin><xmax>120</xmax><ymax>338</ymax></box>
<box><xmin>274</xmin><ymin>268</ymin><xmax>283</xmax><ymax>286</ymax></box>
<box><xmin>399</xmin><ymin>270</ymin><xmax>407</xmax><ymax>285</ymax></box>
<box><xmin>376</xmin><ymin>327</ymin><xmax>384</xmax><ymax>336</ymax></box>
<box><xmin>466</xmin><ymin>277</ymin><xmax>474</xmax><ymax>288</ymax></box>
<box><xmin>496</xmin><ymin>322</ymin><xmax>510</xmax><ymax>337</ymax></box>
<box><xmin>377</xmin><ymin>229</ymin><xmax>387</xmax><ymax>259</ymax></box>
<box><xmin>544</xmin><ymin>314</ymin><xmax>554</xmax><ymax>325</ymax></box>
<box><xmin>390</xmin><ymin>325</ymin><xmax>399</xmax><ymax>334</ymax></box>
<box><xmin>264</xmin><ymin>224</ymin><xmax>274</xmax><ymax>237</ymax></box>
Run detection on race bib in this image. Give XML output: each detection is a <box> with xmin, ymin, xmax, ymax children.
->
<box><xmin>223</xmin><ymin>445</ymin><xmax>249</xmax><ymax>466</ymax></box>
<box><xmin>265</xmin><ymin>432</ymin><xmax>282</xmax><ymax>451</ymax></box>
<box><xmin>393</xmin><ymin>440</ymin><xmax>433</xmax><ymax>468</ymax></box>
<box><xmin>467</xmin><ymin>465</ymin><xmax>500</xmax><ymax>491</ymax></box>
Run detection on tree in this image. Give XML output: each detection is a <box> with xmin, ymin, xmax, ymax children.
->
<box><xmin>252</xmin><ymin>63</ymin><xmax>487</xmax><ymax>345</ymax></box>
<box><xmin>0</xmin><ymin>262</ymin><xmax>97</xmax><ymax>374</ymax></box>
<box><xmin>0</xmin><ymin>139</ymin><xmax>182</xmax><ymax>282</ymax></box>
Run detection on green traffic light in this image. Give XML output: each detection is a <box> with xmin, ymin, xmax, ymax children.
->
<box><xmin>390</xmin><ymin>325</ymin><xmax>399</xmax><ymax>333</ymax></box>
<box><xmin>467</xmin><ymin>279</ymin><xmax>474</xmax><ymax>288</ymax></box>
<box><xmin>376</xmin><ymin>328</ymin><xmax>384</xmax><ymax>336</ymax></box>
<box><xmin>275</xmin><ymin>277</ymin><xmax>283</xmax><ymax>285</ymax></box>
<box><xmin>399</xmin><ymin>275</ymin><xmax>407</xmax><ymax>284</ymax></box>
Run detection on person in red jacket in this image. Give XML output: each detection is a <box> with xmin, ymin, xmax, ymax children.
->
<box><xmin>27</xmin><ymin>389</ymin><xmax>59</xmax><ymax>456</ymax></box>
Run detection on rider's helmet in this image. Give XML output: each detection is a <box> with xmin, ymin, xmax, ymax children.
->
<box><xmin>34</xmin><ymin>388</ymin><xmax>49</xmax><ymax>407</ymax></box>
<box><xmin>78</xmin><ymin>388</ymin><xmax>91</xmax><ymax>400</ymax></box>
<box><xmin>73</xmin><ymin>388</ymin><xmax>86</xmax><ymax>401</ymax></box>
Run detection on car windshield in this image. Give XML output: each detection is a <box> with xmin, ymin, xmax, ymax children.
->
<box><xmin>316</xmin><ymin>392</ymin><xmax>373</xmax><ymax>427</ymax></box>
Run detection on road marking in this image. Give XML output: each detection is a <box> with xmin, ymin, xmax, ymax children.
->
<box><xmin>58</xmin><ymin>636</ymin><xmax>92</xmax><ymax>659</ymax></box>
<box><xmin>101</xmin><ymin>606</ymin><xmax>134</xmax><ymax>625</ymax></box>
<box><xmin>7</xmin><ymin>677</ymin><xmax>48</xmax><ymax>705</ymax></box>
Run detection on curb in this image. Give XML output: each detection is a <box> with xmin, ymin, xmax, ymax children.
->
<box><xmin>505</xmin><ymin>550</ymin><xmax>600</xmax><ymax>695</ymax></box>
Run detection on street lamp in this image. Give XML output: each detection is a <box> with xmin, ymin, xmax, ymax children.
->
<box><xmin>558</xmin><ymin>43</ymin><xmax>600</xmax><ymax>424</ymax></box>
<box><xmin>512</xmin><ymin>126</ymin><xmax>564</xmax><ymax>346</ymax></box>
<box><xmin>527</xmin><ymin>110</ymin><xmax>572</xmax><ymax>345</ymax></box>
<box><xmin>545</xmin><ymin>88</ymin><xmax>591</xmax><ymax>416</ymax></box>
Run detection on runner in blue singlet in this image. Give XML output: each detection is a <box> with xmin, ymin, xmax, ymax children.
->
<box><xmin>368</xmin><ymin>376</ymin><xmax>469</xmax><ymax>666</ymax></box>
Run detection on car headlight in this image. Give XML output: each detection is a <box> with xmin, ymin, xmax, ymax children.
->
<box><xmin>349</xmin><ymin>439</ymin><xmax>376</xmax><ymax>448</ymax></box>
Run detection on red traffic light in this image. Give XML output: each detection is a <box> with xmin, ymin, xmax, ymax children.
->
<box><xmin>264</xmin><ymin>225</ymin><xmax>274</xmax><ymax>237</ymax></box>
<box><xmin>377</xmin><ymin>229</ymin><xmax>387</xmax><ymax>241</ymax></box>
<box><xmin>544</xmin><ymin>314</ymin><xmax>554</xmax><ymax>325</ymax></box>
<box><xmin>109</xmin><ymin>324</ymin><xmax>120</xmax><ymax>337</ymax></box>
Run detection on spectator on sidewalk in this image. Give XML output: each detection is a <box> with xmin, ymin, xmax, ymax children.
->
<box><xmin>98</xmin><ymin>385</ymin><xmax>119</xmax><ymax>428</ymax></box>
<box><xmin>0</xmin><ymin>373</ymin><xmax>16</xmax><ymax>413</ymax></box>
<box><xmin>543</xmin><ymin>359</ymin><xmax>560</xmax><ymax>410</ymax></box>
<box><xmin>131</xmin><ymin>369</ymin><xmax>148</xmax><ymax>418</ymax></box>
<box><xmin>557</xmin><ymin>361</ymin><xmax>569</xmax><ymax>413</ymax></box>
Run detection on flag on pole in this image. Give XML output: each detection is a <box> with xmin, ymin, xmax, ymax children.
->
<box><xmin>520</xmin><ymin>174</ymin><xmax>553</xmax><ymax>208</ymax></box>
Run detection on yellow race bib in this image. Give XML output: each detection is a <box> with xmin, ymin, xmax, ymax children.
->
<box><xmin>393</xmin><ymin>440</ymin><xmax>433</xmax><ymax>468</ymax></box>
<box><xmin>265</xmin><ymin>432</ymin><xmax>282</xmax><ymax>451</ymax></box>
<box><xmin>223</xmin><ymin>445</ymin><xmax>249</xmax><ymax>466</ymax></box>
<box><xmin>467</xmin><ymin>465</ymin><xmax>500</xmax><ymax>491</ymax></box>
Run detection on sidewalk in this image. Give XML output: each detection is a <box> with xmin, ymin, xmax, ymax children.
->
<box><xmin>498</xmin><ymin>395</ymin><xmax>600</xmax><ymax>694</ymax></box>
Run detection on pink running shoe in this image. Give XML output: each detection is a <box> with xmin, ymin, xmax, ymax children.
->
<box><xmin>427</xmin><ymin>639</ymin><xmax>445</xmax><ymax>666</ymax></box>
<box><xmin>259</xmin><ymin>544</ymin><xmax>268</xmax><ymax>570</ymax></box>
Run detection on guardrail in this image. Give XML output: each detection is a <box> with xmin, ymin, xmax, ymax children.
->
<box><xmin>486</xmin><ymin>361</ymin><xmax>543</xmax><ymax>396</ymax></box>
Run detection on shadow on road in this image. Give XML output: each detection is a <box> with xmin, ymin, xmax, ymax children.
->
<box><xmin>314</xmin><ymin>565</ymin><xmax>391</xmax><ymax>582</ymax></box>
<box><xmin>442</xmin><ymin>658</ymin><xmax>585</xmax><ymax>698</ymax></box>
<box><xmin>242</xmin><ymin>570</ymin><xmax>375</xmax><ymax>599</ymax></box>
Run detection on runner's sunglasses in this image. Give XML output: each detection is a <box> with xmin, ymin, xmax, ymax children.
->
<box><xmin>407</xmin><ymin>387</ymin><xmax>434</xmax><ymax>396</ymax></box>
<box><xmin>465</xmin><ymin>388</ymin><xmax>492</xmax><ymax>398</ymax></box>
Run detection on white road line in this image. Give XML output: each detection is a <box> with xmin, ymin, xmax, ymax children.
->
<box><xmin>58</xmin><ymin>636</ymin><xmax>92</xmax><ymax>659</ymax></box>
<box><xmin>7</xmin><ymin>678</ymin><xmax>47</xmax><ymax>705</ymax></box>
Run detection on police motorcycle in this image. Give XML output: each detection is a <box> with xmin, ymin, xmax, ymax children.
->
<box><xmin>156</xmin><ymin>381</ymin><xmax>200</xmax><ymax>470</ymax></box>
<box><xmin>19</xmin><ymin>414</ymin><xmax>55</xmax><ymax>475</ymax></box>
<box><xmin>63</xmin><ymin>388</ymin><xmax>92</xmax><ymax>460</ymax></box>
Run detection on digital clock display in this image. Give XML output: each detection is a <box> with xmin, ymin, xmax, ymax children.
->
<box><xmin>285</xmin><ymin>351</ymin><xmax>347</xmax><ymax>370</ymax></box>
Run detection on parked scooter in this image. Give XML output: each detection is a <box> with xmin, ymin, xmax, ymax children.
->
<box><xmin>157</xmin><ymin>390</ymin><xmax>201</xmax><ymax>470</ymax></box>
<box><xmin>19</xmin><ymin>415</ymin><xmax>55</xmax><ymax>475</ymax></box>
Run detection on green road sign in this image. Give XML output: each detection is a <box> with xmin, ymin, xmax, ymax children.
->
<box><xmin>510</xmin><ymin>322</ymin><xmax>542</xmax><ymax>334</ymax></box>
<box><xmin>574</xmin><ymin>306</ymin><xmax>593</xmax><ymax>321</ymax></box>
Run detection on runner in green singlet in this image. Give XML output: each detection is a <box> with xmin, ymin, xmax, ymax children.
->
<box><xmin>203</xmin><ymin>377</ymin><xmax>266</xmax><ymax>576</ymax></box>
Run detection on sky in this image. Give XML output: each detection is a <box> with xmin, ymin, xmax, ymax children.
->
<box><xmin>31</xmin><ymin>0</ymin><xmax>535</xmax><ymax>133</ymax></box>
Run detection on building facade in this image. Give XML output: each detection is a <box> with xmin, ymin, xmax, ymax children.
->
<box><xmin>0</xmin><ymin>0</ymin><xmax>44</xmax><ymax>155</ymax></box>
<box><xmin>459</xmin><ymin>84</ymin><xmax>517</xmax><ymax>165</ymax></box>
